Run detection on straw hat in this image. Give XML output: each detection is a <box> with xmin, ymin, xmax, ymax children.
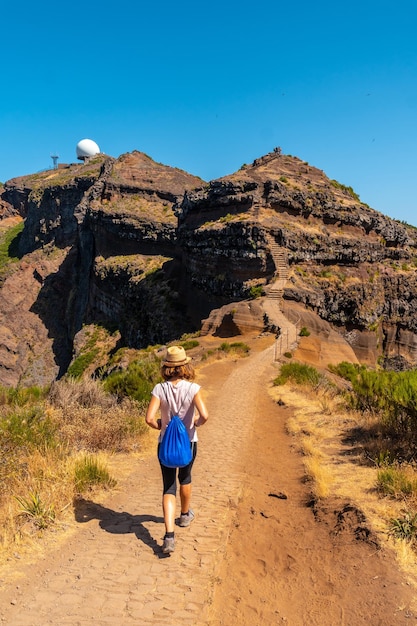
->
<box><xmin>162</xmin><ymin>345</ymin><xmax>191</xmax><ymax>367</ymax></box>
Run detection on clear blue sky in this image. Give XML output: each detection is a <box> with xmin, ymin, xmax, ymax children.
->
<box><xmin>2</xmin><ymin>0</ymin><xmax>417</xmax><ymax>225</ymax></box>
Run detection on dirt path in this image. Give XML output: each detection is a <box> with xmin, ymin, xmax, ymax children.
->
<box><xmin>0</xmin><ymin>339</ymin><xmax>416</xmax><ymax>625</ymax></box>
<box><xmin>208</xmin><ymin>360</ymin><xmax>417</xmax><ymax>625</ymax></box>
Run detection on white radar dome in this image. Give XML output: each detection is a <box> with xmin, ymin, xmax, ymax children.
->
<box><xmin>76</xmin><ymin>138</ymin><xmax>100</xmax><ymax>160</ymax></box>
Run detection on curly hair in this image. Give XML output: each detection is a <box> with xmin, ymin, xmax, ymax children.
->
<box><xmin>161</xmin><ymin>362</ymin><xmax>195</xmax><ymax>381</ymax></box>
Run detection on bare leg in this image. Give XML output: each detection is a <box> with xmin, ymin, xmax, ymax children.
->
<box><xmin>180</xmin><ymin>483</ymin><xmax>192</xmax><ymax>514</ymax></box>
<box><xmin>162</xmin><ymin>494</ymin><xmax>176</xmax><ymax>533</ymax></box>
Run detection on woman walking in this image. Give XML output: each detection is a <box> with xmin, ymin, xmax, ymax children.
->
<box><xmin>146</xmin><ymin>345</ymin><xmax>209</xmax><ymax>554</ymax></box>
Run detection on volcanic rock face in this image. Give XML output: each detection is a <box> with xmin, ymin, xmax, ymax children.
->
<box><xmin>177</xmin><ymin>152</ymin><xmax>417</xmax><ymax>366</ymax></box>
<box><xmin>0</xmin><ymin>148</ymin><xmax>417</xmax><ymax>385</ymax></box>
<box><xmin>0</xmin><ymin>152</ymin><xmax>204</xmax><ymax>383</ymax></box>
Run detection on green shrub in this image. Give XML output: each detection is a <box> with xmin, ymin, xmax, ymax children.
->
<box><xmin>230</xmin><ymin>342</ymin><xmax>250</xmax><ymax>353</ymax></box>
<box><xmin>67</xmin><ymin>349</ymin><xmax>99</xmax><ymax>379</ymax></box>
<box><xmin>15</xmin><ymin>492</ymin><xmax>55</xmax><ymax>529</ymax></box>
<box><xmin>295</xmin><ymin>266</ymin><xmax>307</xmax><ymax>277</ymax></box>
<box><xmin>299</xmin><ymin>326</ymin><xmax>311</xmax><ymax>337</ymax></box>
<box><xmin>74</xmin><ymin>454</ymin><xmax>116</xmax><ymax>492</ymax></box>
<box><xmin>103</xmin><ymin>354</ymin><xmax>162</xmax><ymax>402</ymax></box>
<box><xmin>249</xmin><ymin>285</ymin><xmax>263</xmax><ymax>299</ymax></box>
<box><xmin>201</xmin><ymin>349</ymin><xmax>215</xmax><ymax>361</ymax></box>
<box><xmin>219</xmin><ymin>342</ymin><xmax>250</xmax><ymax>355</ymax></box>
<box><xmin>374</xmin><ymin>450</ymin><xmax>392</xmax><ymax>467</ymax></box>
<box><xmin>341</xmin><ymin>368</ymin><xmax>417</xmax><ymax>437</ymax></box>
<box><xmin>389</xmin><ymin>511</ymin><xmax>417</xmax><ymax>542</ymax></box>
<box><xmin>0</xmin><ymin>385</ymin><xmax>47</xmax><ymax>407</ymax></box>
<box><xmin>0</xmin><ymin>406</ymin><xmax>58</xmax><ymax>450</ymax></box>
<box><xmin>283</xmin><ymin>352</ymin><xmax>292</xmax><ymax>359</ymax></box>
<box><xmin>273</xmin><ymin>362</ymin><xmax>323</xmax><ymax>387</ymax></box>
<box><xmin>219</xmin><ymin>213</ymin><xmax>235</xmax><ymax>223</ymax></box>
<box><xmin>328</xmin><ymin>362</ymin><xmax>366</xmax><ymax>383</ymax></box>
<box><xmin>330</xmin><ymin>180</ymin><xmax>361</xmax><ymax>201</ymax></box>
<box><xmin>180</xmin><ymin>339</ymin><xmax>199</xmax><ymax>351</ymax></box>
<box><xmin>0</xmin><ymin>221</ymin><xmax>24</xmax><ymax>269</ymax></box>
<box><xmin>377</xmin><ymin>467</ymin><xmax>417</xmax><ymax>498</ymax></box>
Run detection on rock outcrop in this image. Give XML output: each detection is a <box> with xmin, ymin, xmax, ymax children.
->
<box><xmin>177</xmin><ymin>152</ymin><xmax>417</xmax><ymax>366</ymax></box>
<box><xmin>0</xmin><ymin>148</ymin><xmax>417</xmax><ymax>385</ymax></box>
<box><xmin>0</xmin><ymin>152</ymin><xmax>204</xmax><ymax>383</ymax></box>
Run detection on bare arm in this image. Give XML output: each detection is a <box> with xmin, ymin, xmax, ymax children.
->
<box><xmin>145</xmin><ymin>395</ymin><xmax>162</xmax><ymax>430</ymax></box>
<box><xmin>193</xmin><ymin>391</ymin><xmax>209</xmax><ymax>427</ymax></box>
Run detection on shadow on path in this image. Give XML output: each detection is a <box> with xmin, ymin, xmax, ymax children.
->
<box><xmin>73</xmin><ymin>498</ymin><xmax>167</xmax><ymax>558</ymax></box>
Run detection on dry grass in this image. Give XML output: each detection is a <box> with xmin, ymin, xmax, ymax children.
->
<box><xmin>56</xmin><ymin>404</ymin><xmax>145</xmax><ymax>451</ymax></box>
<box><xmin>268</xmin><ymin>375</ymin><xmax>417</xmax><ymax>590</ymax></box>
<box><xmin>303</xmin><ymin>455</ymin><xmax>332</xmax><ymax>499</ymax></box>
<box><xmin>91</xmin><ymin>196</ymin><xmax>176</xmax><ymax>224</ymax></box>
<box><xmin>0</xmin><ymin>378</ymin><xmax>149</xmax><ymax>559</ymax></box>
<box><xmin>0</xmin><ymin>446</ymin><xmax>73</xmax><ymax>548</ymax></box>
<box><xmin>48</xmin><ymin>378</ymin><xmax>147</xmax><ymax>451</ymax></box>
<box><xmin>49</xmin><ymin>377</ymin><xmax>116</xmax><ymax>410</ymax></box>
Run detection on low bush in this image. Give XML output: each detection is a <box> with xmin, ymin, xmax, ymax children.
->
<box><xmin>377</xmin><ymin>465</ymin><xmax>417</xmax><ymax>499</ymax></box>
<box><xmin>103</xmin><ymin>353</ymin><xmax>162</xmax><ymax>402</ymax></box>
<box><xmin>273</xmin><ymin>362</ymin><xmax>323</xmax><ymax>388</ymax></box>
<box><xmin>0</xmin><ymin>384</ymin><xmax>47</xmax><ymax>407</ymax></box>
<box><xmin>389</xmin><ymin>511</ymin><xmax>417</xmax><ymax>542</ymax></box>
<box><xmin>330</xmin><ymin>179</ymin><xmax>361</xmax><ymax>201</ymax></box>
<box><xmin>49</xmin><ymin>378</ymin><xmax>146</xmax><ymax>451</ymax></box>
<box><xmin>0</xmin><ymin>375</ymin><xmax>148</xmax><ymax>552</ymax></box>
<box><xmin>57</xmin><ymin>403</ymin><xmax>146</xmax><ymax>452</ymax></box>
<box><xmin>328</xmin><ymin>361</ymin><xmax>366</xmax><ymax>382</ymax></box>
<box><xmin>249</xmin><ymin>285</ymin><xmax>263</xmax><ymax>299</ymax></box>
<box><xmin>73</xmin><ymin>454</ymin><xmax>116</xmax><ymax>493</ymax></box>
<box><xmin>67</xmin><ymin>350</ymin><xmax>99</xmax><ymax>379</ymax></box>
<box><xmin>219</xmin><ymin>342</ymin><xmax>250</xmax><ymax>355</ymax></box>
<box><xmin>329</xmin><ymin>364</ymin><xmax>417</xmax><ymax>445</ymax></box>
<box><xmin>180</xmin><ymin>339</ymin><xmax>199</xmax><ymax>351</ymax></box>
<box><xmin>15</xmin><ymin>492</ymin><xmax>56</xmax><ymax>530</ymax></box>
<box><xmin>0</xmin><ymin>221</ymin><xmax>24</xmax><ymax>270</ymax></box>
<box><xmin>0</xmin><ymin>405</ymin><xmax>58</xmax><ymax>450</ymax></box>
<box><xmin>49</xmin><ymin>378</ymin><xmax>115</xmax><ymax>410</ymax></box>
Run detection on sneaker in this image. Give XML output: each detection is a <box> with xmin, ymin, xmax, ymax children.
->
<box><xmin>178</xmin><ymin>509</ymin><xmax>195</xmax><ymax>528</ymax></box>
<box><xmin>162</xmin><ymin>537</ymin><xmax>175</xmax><ymax>554</ymax></box>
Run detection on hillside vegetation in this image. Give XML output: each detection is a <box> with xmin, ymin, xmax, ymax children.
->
<box><xmin>0</xmin><ymin>339</ymin><xmax>251</xmax><ymax>557</ymax></box>
<box><xmin>273</xmin><ymin>360</ymin><xmax>417</xmax><ymax>548</ymax></box>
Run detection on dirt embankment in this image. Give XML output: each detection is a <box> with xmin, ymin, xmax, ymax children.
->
<box><xmin>0</xmin><ymin>334</ymin><xmax>415</xmax><ymax>625</ymax></box>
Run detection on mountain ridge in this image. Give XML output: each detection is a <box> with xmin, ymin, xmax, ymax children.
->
<box><xmin>0</xmin><ymin>148</ymin><xmax>416</xmax><ymax>385</ymax></box>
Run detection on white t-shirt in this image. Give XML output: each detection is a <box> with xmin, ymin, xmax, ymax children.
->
<box><xmin>152</xmin><ymin>380</ymin><xmax>201</xmax><ymax>443</ymax></box>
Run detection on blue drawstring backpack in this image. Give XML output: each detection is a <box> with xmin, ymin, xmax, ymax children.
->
<box><xmin>158</xmin><ymin>383</ymin><xmax>193</xmax><ymax>468</ymax></box>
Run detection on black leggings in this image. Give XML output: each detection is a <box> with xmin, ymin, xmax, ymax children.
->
<box><xmin>158</xmin><ymin>442</ymin><xmax>197</xmax><ymax>496</ymax></box>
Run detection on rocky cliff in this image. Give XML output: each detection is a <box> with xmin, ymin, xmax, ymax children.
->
<box><xmin>0</xmin><ymin>148</ymin><xmax>416</xmax><ymax>385</ymax></box>
<box><xmin>177</xmin><ymin>152</ymin><xmax>417</xmax><ymax>367</ymax></box>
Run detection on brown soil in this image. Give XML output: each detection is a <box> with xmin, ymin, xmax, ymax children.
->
<box><xmin>208</xmin><ymin>358</ymin><xmax>416</xmax><ymax>625</ymax></box>
<box><xmin>0</xmin><ymin>334</ymin><xmax>416</xmax><ymax>625</ymax></box>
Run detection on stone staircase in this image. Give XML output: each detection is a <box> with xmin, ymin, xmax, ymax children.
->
<box><xmin>200</xmin><ymin>224</ymin><xmax>298</xmax><ymax>358</ymax></box>
<box><xmin>265</xmin><ymin>234</ymin><xmax>289</xmax><ymax>300</ymax></box>
<box><xmin>263</xmin><ymin>234</ymin><xmax>300</xmax><ymax>358</ymax></box>
<box><xmin>250</xmin><ymin>201</ymin><xmax>262</xmax><ymax>220</ymax></box>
